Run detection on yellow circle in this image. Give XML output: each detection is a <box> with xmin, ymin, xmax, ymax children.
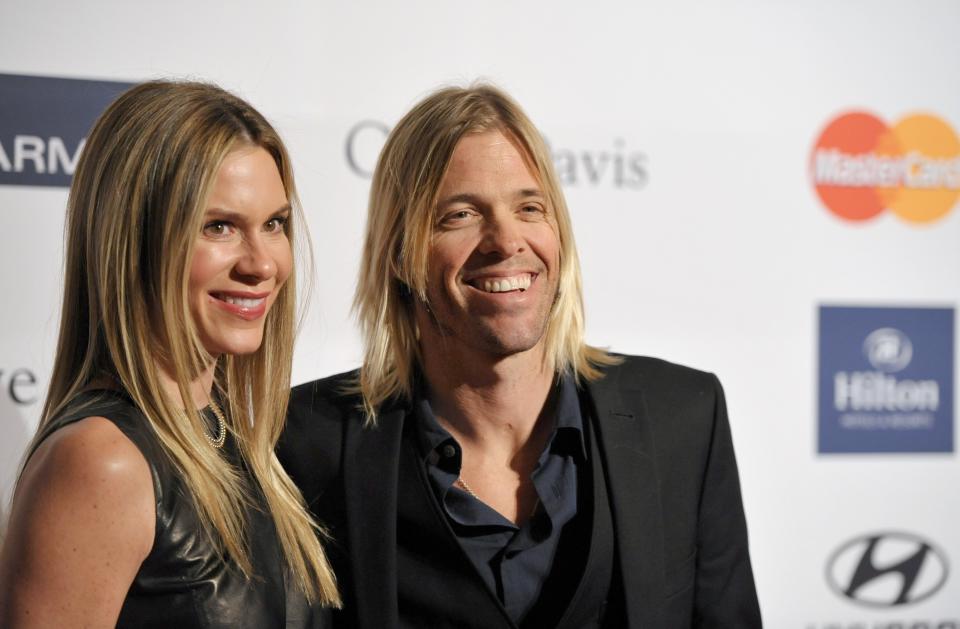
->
<box><xmin>887</xmin><ymin>114</ymin><xmax>960</xmax><ymax>223</ymax></box>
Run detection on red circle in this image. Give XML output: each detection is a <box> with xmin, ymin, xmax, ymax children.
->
<box><xmin>810</xmin><ymin>112</ymin><xmax>896</xmax><ymax>221</ymax></box>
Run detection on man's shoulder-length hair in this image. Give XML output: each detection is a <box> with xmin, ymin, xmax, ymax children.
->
<box><xmin>353</xmin><ymin>83</ymin><xmax>617</xmax><ymax>420</ymax></box>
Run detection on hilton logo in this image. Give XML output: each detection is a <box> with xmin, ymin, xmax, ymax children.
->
<box><xmin>826</xmin><ymin>532</ymin><xmax>949</xmax><ymax>607</ymax></box>
<box><xmin>818</xmin><ymin>306</ymin><xmax>954</xmax><ymax>453</ymax></box>
<box><xmin>834</xmin><ymin>327</ymin><xmax>937</xmax><ymax>414</ymax></box>
<box><xmin>863</xmin><ymin>327</ymin><xmax>913</xmax><ymax>373</ymax></box>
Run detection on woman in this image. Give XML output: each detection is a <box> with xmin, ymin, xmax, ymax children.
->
<box><xmin>0</xmin><ymin>80</ymin><xmax>339</xmax><ymax>628</ymax></box>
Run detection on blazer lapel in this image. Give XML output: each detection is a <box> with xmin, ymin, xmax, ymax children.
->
<box><xmin>395</xmin><ymin>433</ymin><xmax>514</xmax><ymax>629</ymax></box>
<box><xmin>584</xmin><ymin>368</ymin><xmax>666</xmax><ymax>629</ymax></box>
<box><xmin>342</xmin><ymin>406</ymin><xmax>406</xmax><ymax>629</ymax></box>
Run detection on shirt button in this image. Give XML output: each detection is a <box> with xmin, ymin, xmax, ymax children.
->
<box><xmin>441</xmin><ymin>444</ymin><xmax>457</xmax><ymax>458</ymax></box>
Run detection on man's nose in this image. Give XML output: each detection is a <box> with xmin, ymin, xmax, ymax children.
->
<box><xmin>478</xmin><ymin>211</ymin><xmax>523</xmax><ymax>257</ymax></box>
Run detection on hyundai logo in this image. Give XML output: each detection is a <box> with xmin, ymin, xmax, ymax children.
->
<box><xmin>863</xmin><ymin>327</ymin><xmax>913</xmax><ymax>373</ymax></box>
<box><xmin>826</xmin><ymin>531</ymin><xmax>949</xmax><ymax>607</ymax></box>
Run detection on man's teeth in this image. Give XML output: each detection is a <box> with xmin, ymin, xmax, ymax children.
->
<box><xmin>219</xmin><ymin>295</ymin><xmax>265</xmax><ymax>307</ymax></box>
<box><xmin>480</xmin><ymin>275</ymin><xmax>532</xmax><ymax>293</ymax></box>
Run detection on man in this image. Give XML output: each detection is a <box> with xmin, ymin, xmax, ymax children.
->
<box><xmin>279</xmin><ymin>85</ymin><xmax>762</xmax><ymax>628</ymax></box>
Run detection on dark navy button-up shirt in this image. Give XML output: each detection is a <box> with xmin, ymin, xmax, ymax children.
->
<box><xmin>415</xmin><ymin>374</ymin><xmax>586</xmax><ymax>624</ymax></box>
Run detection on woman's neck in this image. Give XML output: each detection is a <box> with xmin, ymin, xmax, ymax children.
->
<box><xmin>155</xmin><ymin>359</ymin><xmax>218</xmax><ymax>410</ymax></box>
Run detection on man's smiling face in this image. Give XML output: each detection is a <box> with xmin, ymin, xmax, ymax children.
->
<box><xmin>415</xmin><ymin>129</ymin><xmax>560</xmax><ymax>360</ymax></box>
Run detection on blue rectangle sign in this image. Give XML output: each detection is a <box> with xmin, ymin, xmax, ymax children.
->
<box><xmin>0</xmin><ymin>73</ymin><xmax>133</xmax><ymax>188</ymax></box>
<box><xmin>818</xmin><ymin>306</ymin><xmax>955</xmax><ymax>453</ymax></box>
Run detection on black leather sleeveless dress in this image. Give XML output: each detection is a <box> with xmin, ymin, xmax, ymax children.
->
<box><xmin>34</xmin><ymin>390</ymin><xmax>329</xmax><ymax>629</ymax></box>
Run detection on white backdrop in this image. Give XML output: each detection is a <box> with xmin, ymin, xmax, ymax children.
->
<box><xmin>2</xmin><ymin>1</ymin><xmax>958</xmax><ymax>625</ymax></box>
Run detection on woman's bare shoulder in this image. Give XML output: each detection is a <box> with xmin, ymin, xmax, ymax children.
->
<box><xmin>0</xmin><ymin>416</ymin><xmax>155</xmax><ymax>628</ymax></box>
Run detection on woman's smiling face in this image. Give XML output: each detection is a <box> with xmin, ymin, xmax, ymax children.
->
<box><xmin>188</xmin><ymin>145</ymin><xmax>292</xmax><ymax>358</ymax></box>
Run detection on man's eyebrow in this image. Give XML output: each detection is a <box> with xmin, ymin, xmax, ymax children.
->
<box><xmin>436</xmin><ymin>193</ymin><xmax>482</xmax><ymax>208</ymax></box>
<box><xmin>515</xmin><ymin>188</ymin><xmax>544</xmax><ymax>200</ymax></box>
<box><xmin>436</xmin><ymin>189</ymin><xmax>545</xmax><ymax>208</ymax></box>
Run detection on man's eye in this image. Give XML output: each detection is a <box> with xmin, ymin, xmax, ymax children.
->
<box><xmin>266</xmin><ymin>216</ymin><xmax>288</xmax><ymax>232</ymax></box>
<box><xmin>440</xmin><ymin>209</ymin><xmax>475</xmax><ymax>225</ymax></box>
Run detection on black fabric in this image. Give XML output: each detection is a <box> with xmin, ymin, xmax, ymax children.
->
<box><xmin>523</xmin><ymin>398</ymin><xmax>615</xmax><ymax>629</ymax></box>
<box><xmin>395</xmin><ymin>420</ymin><xmax>513</xmax><ymax>629</ymax></box>
<box><xmin>413</xmin><ymin>375</ymin><xmax>585</xmax><ymax>623</ymax></box>
<box><xmin>34</xmin><ymin>390</ymin><xmax>328</xmax><ymax>629</ymax></box>
<box><xmin>394</xmin><ymin>396</ymin><xmax>611</xmax><ymax>629</ymax></box>
<box><xmin>560</xmin><ymin>401</ymin><xmax>617</xmax><ymax>629</ymax></box>
<box><xmin>279</xmin><ymin>355</ymin><xmax>763</xmax><ymax>628</ymax></box>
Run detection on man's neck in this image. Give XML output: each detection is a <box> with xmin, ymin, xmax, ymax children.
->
<box><xmin>421</xmin><ymin>344</ymin><xmax>555</xmax><ymax>459</ymax></box>
<box><xmin>420</xmin><ymin>343</ymin><xmax>558</xmax><ymax>524</ymax></box>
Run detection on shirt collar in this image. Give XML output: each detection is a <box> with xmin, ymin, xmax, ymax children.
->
<box><xmin>415</xmin><ymin>395</ymin><xmax>459</xmax><ymax>470</ymax></box>
<box><xmin>414</xmin><ymin>372</ymin><xmax>587</xmax><ymax>468</ymax></box>
<box><xmin>551</xmin><ymin>372</ymin><xmax>588</xmax><ymax>462</ymax></box>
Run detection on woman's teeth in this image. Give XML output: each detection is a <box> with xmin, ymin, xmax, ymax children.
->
<box><xmin>216</xmin><ymin>294</ymin><xmax>265</xmax><ymax>307</ymax></box>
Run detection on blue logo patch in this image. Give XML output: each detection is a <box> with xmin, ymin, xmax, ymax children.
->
<box><xmin>818</xmin><ymin>306</ymin><xmax>955</xmax><ymax>453</ymax></box>
<box><xmin>0</xmin><ymin>73</ymin><xmax>133</xmax><ymax>188</ymax></box>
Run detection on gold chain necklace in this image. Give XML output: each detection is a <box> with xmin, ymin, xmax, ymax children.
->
<box><xmin>456</xmin><ymin>475</ymin><xmax>541</xmax><ymax>518</ymax></box>
<box><xmin>204</xmin><ymin>400</ymin><xmax>227</xmax><ymax>449</ymax></box>
<box><xmin>455</xmin><ymin>476</ymin><xmax>479</xmax><ymax>499</ymax></box>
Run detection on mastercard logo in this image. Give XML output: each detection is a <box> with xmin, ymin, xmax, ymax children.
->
<box><xmin>810</xmin><ymin>112</ymin><xmax>960</xmax><ymax>223</ymax></box>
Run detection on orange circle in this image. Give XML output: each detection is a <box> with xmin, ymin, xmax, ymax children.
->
<box><xmin>811</xmin><ymin>112</ymin><xmax>896</xmax><ymax>221</ymax></box>
<box><xmin>885</xmin><ymin>113</ymin><xmax>960</xmax><ymax>224</ymax></box>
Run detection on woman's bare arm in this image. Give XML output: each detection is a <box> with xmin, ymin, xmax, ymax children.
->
<box><xmin>0</xmin><ymin>417</ymin><xmax>155</xmax><ymax>628</ymax></box>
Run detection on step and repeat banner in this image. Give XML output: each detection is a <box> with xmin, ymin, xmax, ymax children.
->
<box><xmin>1</xmin><ymin>1</ymin><xmax>957</xmax><ymax>625</ymax></box>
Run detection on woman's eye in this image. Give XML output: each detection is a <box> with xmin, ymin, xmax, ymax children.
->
<box><xmin>202</xmin><ymin>221</ymin><xmax>235</xmax><ymax>238</ymax></box>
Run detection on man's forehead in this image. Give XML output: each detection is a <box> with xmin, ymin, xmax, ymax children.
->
<box><xmin>436</xmin><ymin>132</ymin><xmax>543</xmax><ymax>197</ymax></box>
<box><xmin>446</xmin><ymin>129</ymin><xmax>534</xmax><ymax>166</ymax></box>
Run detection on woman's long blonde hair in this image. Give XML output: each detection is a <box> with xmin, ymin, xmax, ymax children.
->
<box><xmin>354</xmin><ymin>84</ymin><xmax>618</xmax><ymax>420</ymax></box>
<box><xmin>33</xmin><ymin>80</ymin><xmax>338</xmax><ymax>605</ymax></box>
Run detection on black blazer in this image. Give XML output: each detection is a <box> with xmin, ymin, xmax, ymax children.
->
<box><xmin>279</xmin><ymin>355</ymin><xmax>762</xmax><ymax>628</ymax></box>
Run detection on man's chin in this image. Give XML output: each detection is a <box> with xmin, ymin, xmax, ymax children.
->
<box><xmin>464</xmin><ymin>327</ymin><xmax>548</xmax><ymax>360</ymax></box>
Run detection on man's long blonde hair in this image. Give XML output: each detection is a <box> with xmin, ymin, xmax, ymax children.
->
<box><xmin>32</xmin><ymin>80</ymin><xmax>339</xmax><ymax>605</ymax></box>
<box><xmin>354</xmin><ymin>84</ymin><xmax>617</xmax><ymax>419</ymax></box>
